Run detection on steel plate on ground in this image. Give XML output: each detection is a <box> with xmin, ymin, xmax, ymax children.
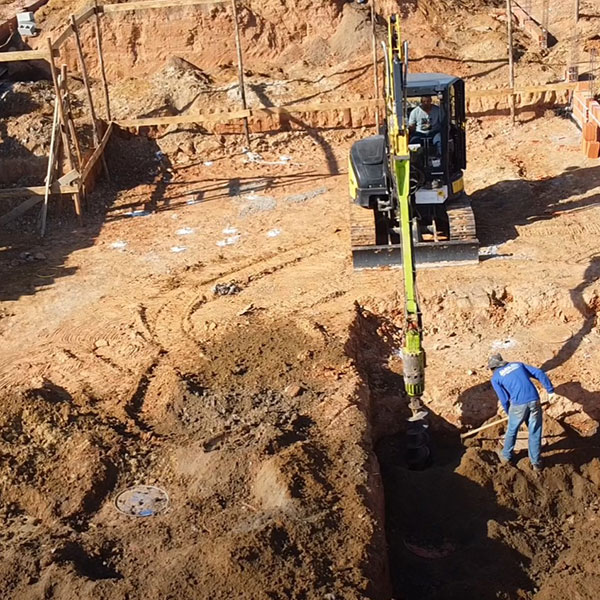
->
<box><xmin>352</xmin><ymin>240</ymin><xmax>480</xmax><ymax>270</ymax></box>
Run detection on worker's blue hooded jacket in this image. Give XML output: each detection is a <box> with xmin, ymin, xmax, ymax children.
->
<box><xmin>491</xmin><ymin>362</ymin><xmax>554</xmax><ymax>414</ymax></box>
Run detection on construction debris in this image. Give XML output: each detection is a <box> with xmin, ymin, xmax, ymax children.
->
<box><xmin>212</xmin><ymin>282</ymin><xmax>242</xmax><ymax>296</ymax></box>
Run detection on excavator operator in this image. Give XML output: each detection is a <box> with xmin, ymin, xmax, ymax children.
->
<box><xmin>408</xmin><ymin>95</ymin><xmax>442</xmax><ymax>156</ymax></box>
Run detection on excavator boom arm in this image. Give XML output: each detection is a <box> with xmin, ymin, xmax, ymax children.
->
<box><xmin>384</xmin><ymin>15</ymin><xmax>425</xmax><ymax>402</ymax></box>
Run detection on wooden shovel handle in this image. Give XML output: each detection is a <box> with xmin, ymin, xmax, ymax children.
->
<box><xmin>460</xmin><ymin>399</ymin><xmax>550</xmax><ymax>440</ymax></box>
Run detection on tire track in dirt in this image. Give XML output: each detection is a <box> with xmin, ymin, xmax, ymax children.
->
<box><xmin>148</xmin><ymin>238</ymin><xmax>340</xmax><ymax>349</ymax></box>
<box><xmin>124</xmin><ymin>350</ymin><xmax>167</xmax><ymax>433</ymax></box>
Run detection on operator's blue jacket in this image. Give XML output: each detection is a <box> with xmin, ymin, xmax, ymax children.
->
<box><xmin>491</xmin><ymin>362</ymin><xmax>554</xmax><ymax>414</ymax></box>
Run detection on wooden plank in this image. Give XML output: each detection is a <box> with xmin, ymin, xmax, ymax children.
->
<box><xmin>75</xmin><ymin>6</ymin><xmax>96</xmax><ymax>25</ymax></box>
<box><xmin>103</xmin><ymin>0</ymin><xmax>225</xmax><ymax>13</ymax></box>
<box><xmin>232</xmin><ymin>0</ymin><xmax>250</xmax><ymax>147</ymax></box>
<box><xmin>40</xmin><ymin>95</ymin><xmax>61</xmax><ymax>237</ymax></box>
<box><xmin>506</xmin><ymin>0</ymin><xmax>516</xmax><ymax>123</ymax></box>
<box><xmin>467</xmin><ymin>82</ymin><xmax>576</xmax><ymax>99</ymax></box>
<box><xmin>51</xmin><ymin>25</ymin><xmax>74</xmax><ymax>50</ymax></box>
<box><xmin>94</xmin><ymin>0</ymin><xmax>112</xmax><ymax>121</ymax></box>
<box><xmin>116</xmin><ymin>100</ymin><xmax>381</xmax><ymax>127</ymax></box>
<box><xmin>82</xmin><ymin>122</ymin><xmax>114</xmax><ymax>182</ymax></box>
<box><xmin>117</xmin><ymin>109</ymin><xmax>252</xmax><ymax>127</ymax></box>
<box><xmin>370</xmin><ymin>1</ymin><xmax>380</xmax><ymax>132</ymax></box>
<box><xmin>61</xmin><ymin>64</ymin><xmax>83</xmax><ymax>170</ymax></box>
<box><xmin>255</xmin><ymin>99</ymin><xmax>380</xmax><ymax>114</ymax></box>
<box><xmin>71</xmin><ymin>14</ymin><xmax>110</xmax><ymax>181</ymax></box>
<box><xmin>51</xmin><ymin>7</ymin><xmax>96</xmax><ymax>50</ymax></box>
<box><xmin>0</xmin><ymin>49</ymin><xmax>48</xmax><ymax>63</ymax></box>
<box><xmin>0</xmin><ymin>185</ymin><xmax>77</xmax><ymax>199</ymax></box>
<box><xmin>47</xmin><ymin>37</ymin><xmax>81</xmax><ymax>222</ymax></box>
<box><xmin>114</xmin><ymin>82</ymin><xmax>576</xmax><ymax>129</ymax></box>
<box><xmin>71</xmin><ymin>14</ymin><xmax>99</xmax><ymax>135</ymax></box>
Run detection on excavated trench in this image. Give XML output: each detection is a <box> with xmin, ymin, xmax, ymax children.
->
<box><xmin>349</xmin><ymin>304</ymin><xmax>600</xmax><ymax>600</ymax></box>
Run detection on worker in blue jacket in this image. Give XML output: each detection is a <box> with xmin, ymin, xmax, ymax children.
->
<box><xmin>488</xmin><ymin>354</ymin><xmax>555</xmax><ymax>471</ymax></box>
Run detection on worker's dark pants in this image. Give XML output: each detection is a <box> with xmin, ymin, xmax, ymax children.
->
<box><xmin>501</xmin><ymin>400</ymin><xmax>543</xmax><ymax>466</ymax></box>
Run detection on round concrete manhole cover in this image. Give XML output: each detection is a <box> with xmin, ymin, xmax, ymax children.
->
<box><xmin>115</xmin><ymin>485</ymin><xmax>169</xmax><ymax>517</ymax></box>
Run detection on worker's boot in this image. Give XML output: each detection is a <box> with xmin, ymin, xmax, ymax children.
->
<box><xmin>531</xmin><ymin>461</ymin><xmax>543</xmax><ymax>473</ymax></box>
<box><xmin>497</xmin><ymin>450</ymin><xmax>513</xmax><ymax>465</ymax></box>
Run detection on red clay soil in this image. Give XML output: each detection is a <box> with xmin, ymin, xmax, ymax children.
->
<box><xmin>1</xmin><ymin>112</ymin><xmax>600</xmax><ymax>599</ymax></box>
<box><xmin>2</xmin><ymin>1</ymin><xmax>600</xmax><ymax>599</ymax></box>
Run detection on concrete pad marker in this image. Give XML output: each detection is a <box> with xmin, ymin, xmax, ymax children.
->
<box><xmin>491</xmin><ymin>338</ymin><xmax>517</xmax><ymax>350</ymax></box>
<box><xmin>216</xmin><ymin>235</ymin><xmax>240</xmax><ymax>247</ymax></box>
<box><xmin>115</xmin><ymin>485</ymin><xmax>169</xmax><ymax>517</ymax></box>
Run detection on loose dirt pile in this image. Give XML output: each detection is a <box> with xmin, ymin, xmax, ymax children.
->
<box><xmin>0</xmin><ymin>317</ymin><xmax>388</xmax><ymax>600</ymax></box>
<box><xmin>380</xmin><ymin>440</ymin><xmax>600</xmax><ymax>600</ymax></box>
<box><xmin>0</xmin><ymin>81</ymin><xmax>54</xmax><ymax>184</ymax></box>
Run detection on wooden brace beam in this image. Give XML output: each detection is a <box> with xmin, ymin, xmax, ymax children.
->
<box><xmin>0</xmin><ymin>49</ymin><xmax>48</xmax><ymax>63</ymax></box>
<box><xmin>103</xmin><ymin>0</ymin><xmax>226</xmax><ymax>14</ymax></box>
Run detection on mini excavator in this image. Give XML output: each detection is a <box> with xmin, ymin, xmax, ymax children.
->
<box><xmin>348</xmin><ymin>15</ymin><xmax>479</xmax><ymax>468</ymax></box>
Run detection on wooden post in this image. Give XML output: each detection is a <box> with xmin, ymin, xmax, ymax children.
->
<box><xmin>231</xmin><ymin>0</ymin><xmax>251</xmax><ymax>147</ymax></box>
<box><xmin>47</xmin><ymin>38</ymin><xmax>82</xmax><ymax>222</ymax></box>
<box><xmin>93</xmin><ymin>0</ymin><xmax>112</xmax><ymax>121</ymax></box>
<box><xmin>40</xmin><ymin>98</ymin><xmax>61</xmax><ymax>236</ymax></box>
<box><xmin>575</xmin><ymin>0</ymin><xmax>580</xmax><ymax>23</ymax></box>
<box><xmin>506</xmin><ymin>0</ymin><xmax>516</xmax><ymax>124</ymax></box>
<box><xmin>61</xmin><ymin>65</ymin><xmax>83</xmax><ymax>170</ymax></box>
<box><xmin>71</xmin><ymin>14</ymin><xmax>110</xmax><ymax>181</ymax></box>
<box><xmin>371</xmin><ymin>1</ymin><xmax>380</xmax><ymax>132</ymax></box>
<box><xmin>70</xmin><ymin>14</ymin><xmax>99</xmax><ymax>141</ymax></box>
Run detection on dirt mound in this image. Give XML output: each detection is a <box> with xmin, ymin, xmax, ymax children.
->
<box><xmin>0</xmin><ymin>316</ymin><xmax>388</xmax><ymax>600</ymax></box>
<box><xmin>378</xmin><ymin>439</ymin><xmax>600</xmax><ymax>600</ymax></box>
<box><xmin>0</xmin><ymin>385</ymin><xmax>124</xmax><ymax>524</ymax></box>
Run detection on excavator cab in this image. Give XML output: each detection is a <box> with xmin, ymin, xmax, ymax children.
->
<box><xmin>349</xmin><ymin>72</ymin><xmax>479</xmax><ymax>270</ymax></box>
<box><xmin>406</xmin><ymin>75</ymin><xmax>466</xmax><ymax>208</ymax></box>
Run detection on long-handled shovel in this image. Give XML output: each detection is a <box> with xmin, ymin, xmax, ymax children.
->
<box><xmin>460</xmin><ymin>399</ymin><xmax>551</xmax><ymax>440</ymax></box>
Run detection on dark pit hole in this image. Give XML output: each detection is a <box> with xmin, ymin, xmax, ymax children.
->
<box><xmin>182</xmin><ymin>373</ymin><xmax>208</xmax><ymax>397</ymax></box>
<box><xmin>54</xmin><ymin>541</ymin><xmax>122</xmax><ymax>581</ymax></box>
<box><xmin>265</xmin><ymin>415</ymin><xmax>315</xmax><ymax>455</ymax></box>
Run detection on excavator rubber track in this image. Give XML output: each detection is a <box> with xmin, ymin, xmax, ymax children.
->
<box><xmin>350</xmin><ymin>196</ymin><xmax>479</xmax><ymax>270</ymax></box>
<box><xmin>447</xmin><ymin>195</ymin><xmax>478</xmax><ymax>242</ymax></box>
